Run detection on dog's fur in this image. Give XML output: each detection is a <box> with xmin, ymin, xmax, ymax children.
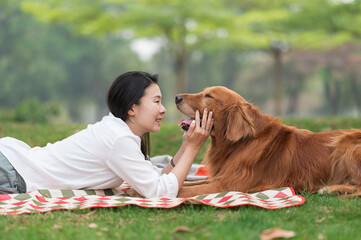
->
<box><xmin>176</xmin><ymin>86</ymin><xmax>361</xmax><ymax>198</ymax></box>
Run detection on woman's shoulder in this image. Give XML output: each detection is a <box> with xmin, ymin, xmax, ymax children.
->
<box><xmin>100</xmin><ymin>113</ymin><xmax>133</xmax><ymax>134</ymax></box>
<box><xmin>92</xmin><ymin>113</ymin><xmax>139</xmax><ymax>142</ymax></box>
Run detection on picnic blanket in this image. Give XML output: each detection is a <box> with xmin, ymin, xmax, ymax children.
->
<box><xmin>0</xmin><ymin>156</ymin><xmax>305</xmax><ymax>215</ymax></box>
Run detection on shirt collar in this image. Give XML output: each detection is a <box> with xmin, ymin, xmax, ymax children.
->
<box><xmin>108</xmin><ymin>112</ymin><xmax>141</xmax><ymax>139</ymax></box>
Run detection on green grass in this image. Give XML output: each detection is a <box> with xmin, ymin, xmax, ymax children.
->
<box><xmin>1</xmin><ymin>118</ymin><xmax>361</xmax><ymax>239</ymax></box>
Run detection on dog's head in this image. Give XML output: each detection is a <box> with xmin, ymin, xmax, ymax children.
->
<box><xmin>175</xmin><ymin>86</ymin><xmax>255</xmax><ymax>142</ymax></box>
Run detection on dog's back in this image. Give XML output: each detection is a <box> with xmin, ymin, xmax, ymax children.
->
<box><xmin>204</xmin><ymin>111</ymin><xmax>346</xmax><ymax>193</ymax></box>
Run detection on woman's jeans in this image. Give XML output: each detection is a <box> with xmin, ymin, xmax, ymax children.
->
<box><xmin>0</xmin><ymin>151</ymin><xmax>26</xmax><ymax>194</ymax></box>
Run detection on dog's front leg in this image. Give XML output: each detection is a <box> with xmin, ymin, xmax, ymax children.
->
<box><xmin>183</xmin><ymin>180</ymin><xmax>209</xmax><ymax>187</ymax></box>
<box><xmin>177</xmin><ymin>181</ymin><xmax>222</xmax><ymax>198</ymax></box>
<box><xmin>127</xmin><ymin>188</ymin><xmax>145</xmax><ymax>198</ymax></box>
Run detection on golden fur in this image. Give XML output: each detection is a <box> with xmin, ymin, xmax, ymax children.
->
<box><xmin>176</xmin><ymin>86</ymin><xmax>361</xmax><ymax>198</ymax></box>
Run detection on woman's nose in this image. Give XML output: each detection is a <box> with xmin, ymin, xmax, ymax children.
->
<box><xmin>161</xmin><ymin>104</ymin><xmax>166</xmax><ymax>114</ymax></box>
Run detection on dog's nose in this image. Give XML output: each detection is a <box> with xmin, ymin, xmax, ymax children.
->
<box><xmin>175</xmin><ymin>95</ymin><xmax>183</xmax><ymax>104</ymax></box>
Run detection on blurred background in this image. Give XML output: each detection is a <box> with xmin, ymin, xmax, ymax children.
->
<box><xmin>1</xmin><ymin>0</ymin><xmax>361</xmax><ymax>123</ymax></box>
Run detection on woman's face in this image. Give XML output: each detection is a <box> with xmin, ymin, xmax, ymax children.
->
<box><xmin>127</xmin><ymin>83</ymin><xmax>166</xmax><ymax>136</ymax></box>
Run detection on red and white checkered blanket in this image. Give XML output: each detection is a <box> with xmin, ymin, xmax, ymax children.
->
<box><xmin>0</xmin><ymin>159</ymin><xmax>305</xmax><ymax>215</ymax></box>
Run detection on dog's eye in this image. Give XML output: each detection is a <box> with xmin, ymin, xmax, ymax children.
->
<box><xmin>205</xmin><ymin>94</ymin><xmax>214</xmax><ymax>99</ymax></box>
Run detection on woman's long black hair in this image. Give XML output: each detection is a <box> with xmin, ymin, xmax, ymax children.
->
<box><xmin>107</xmin><ymin>71</ymin><xmax>158</xmax><ymax>159</ymax></box>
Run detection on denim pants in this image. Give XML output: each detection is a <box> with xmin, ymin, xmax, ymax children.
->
<box><xmin>0</xmin><ymin>151</ymin><xmax>26</xmax><ymax>194</ymax></box>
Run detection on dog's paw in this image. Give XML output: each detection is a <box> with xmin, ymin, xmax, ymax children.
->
<box><xmin>127</xmin><ymin>188</ymin><xmax>145</xmax><ymax>198</ymax></box>
<box><xmin>318</xmin><ymin>186</ymin><xmax>329</xmax><ymax>194</ymax></box>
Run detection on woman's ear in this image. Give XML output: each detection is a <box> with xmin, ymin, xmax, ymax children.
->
<box><xmin>128</xmin><ymin>105</ymin><xmax>136</xmax><ymax>117</ymax></box>
<box><xmin>225</xmin><ymin>104</ymin><xmax>255</xmax><ymax>142</ymax></box>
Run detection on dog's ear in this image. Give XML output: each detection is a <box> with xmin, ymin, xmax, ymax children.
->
<box><xmin>225</xmin><ymin>104</ymin><xmax>255</xmax><ymax>142</ymax></box>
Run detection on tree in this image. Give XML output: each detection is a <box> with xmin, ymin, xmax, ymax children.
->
<box><xmin>321</xmin><ymin>42</ymin><xmax>361</xmax><ymax>115</ymax></box>
<box><xmin>21</xmin><ymin>0</ymin><xmax>238</xmax><ymax>95</ymax></box>
<box><xmin>0</xmin><ymin>0</ymin><xmax>143</xmax><ymax>121</ymax></box>
<box><xmin>21</xmin><ymin>0</ymin><xmax>361</xmax><ymax>117</ymax></box>
<box><xmin>286</xmin><ymin>0</ymin><xmax>361</xmax><ymax>115</ymax></box>
<box><xmin>0</xmin><ymin>0</ymin><xmax>66</xmax><ymax>108</ymax></box>
<box><xmin>228</xmin><ymin>0</ymin><xmax>360</xmax><ymax>115</ymax></box>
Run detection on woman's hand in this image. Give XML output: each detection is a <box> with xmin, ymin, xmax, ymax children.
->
<box><xmin>183</xmin><ymin>108</ymin><xmax>213</xmax><ymax>151</ymax></box>
<box><xmin>168</xmin><ymin>108</ymin><xmax>213</xmax><ymax>189</ymax></box>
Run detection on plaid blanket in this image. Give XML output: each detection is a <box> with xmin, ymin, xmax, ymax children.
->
<box><xmin>0</xmin><ymin>156</ymin><xmax>305</xmax><ymax>215</ymax></box>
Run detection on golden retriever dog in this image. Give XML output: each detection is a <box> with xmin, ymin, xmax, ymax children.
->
<box><xmin>176</xmin><ymin>86</ymin><xmax>361</xmax><ymax>198</ymax></box>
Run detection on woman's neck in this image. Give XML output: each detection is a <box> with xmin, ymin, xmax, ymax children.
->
<box><xmin>125</xmin><ymin>120</ymin><xmax>143</xmax><ymax>137</ymax></box>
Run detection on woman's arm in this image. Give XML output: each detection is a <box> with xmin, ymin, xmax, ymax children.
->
<box><xmin>161</xmin><ymin>140</ymin><xmax>186</xmax><ymax>174</ymax></box>
<box><xmin>162</xmin><ymin>108</ymin><xmax>213</xmax><ymax>189</ymax></box>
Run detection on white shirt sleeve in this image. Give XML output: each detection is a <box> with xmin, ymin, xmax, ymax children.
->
<box><xmin>106</xmin><ymin>135</ymin><xmax>178</xmax><ymax>198</ymax></box>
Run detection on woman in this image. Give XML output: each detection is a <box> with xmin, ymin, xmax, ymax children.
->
<box><xmin>0</xmin><ymin>71</ymin><xmax>213</xmax><ymax>198</ymax></box>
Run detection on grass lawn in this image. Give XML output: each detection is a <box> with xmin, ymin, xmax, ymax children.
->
<box><xmin>1</xmin><ymin>118</ymin><xmax>361</xmax><ymax>239</ymax></box>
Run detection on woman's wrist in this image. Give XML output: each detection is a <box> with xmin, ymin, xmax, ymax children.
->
<box><xmin>170</xmin><ymin>158</ymin><xmax>175</xmax><ymax>167</ymax></box>
<box><xmin>184</xmin><ymin>144</ymin><xmax>201</xmax><ymax>154</ymax></box>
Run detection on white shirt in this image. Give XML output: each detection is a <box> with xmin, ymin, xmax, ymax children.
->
<box><xmin>0</xmin><ymin>113</ymin><xmax>178</xmax><ymax>198</ymax></box>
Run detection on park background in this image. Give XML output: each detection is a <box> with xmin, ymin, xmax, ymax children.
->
<box><xmin>2</xmin><ymin>1</ymin><xmax>361</xmax><ymax>239</ymax></box>
<box><xmin>1</xmin><ymin>0</ymin><xmax>361</xmax><ymax>123</ymax></box>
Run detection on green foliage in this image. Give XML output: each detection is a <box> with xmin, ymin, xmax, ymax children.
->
<box><xmin>19</xmin><ymin>0</ymin><xmax>361</xmax><ymax>112</ymax></box>
<box><xmin>21</xmin><ymin>0</ymin><xmax>234</xmax><ymax>42</ymax></box>
<box><xmin>0</xmin><ymin>108</ymin><xmax>14</xmax><ymax>122</ymax></box>
<box><xmin>283</xmin><ymin>0</ymin><xmax>360</xmax><ymax>49</ymax></box>
<box><xmin>2</xmin><ymin>0</ymin><xmax>361</xmax><ymax>122</ymax></box>
<box><xmin>13</xmin><ymin>98</ymin><xmax>61</xmax><ymax>123</ymax></box>
<box><xmin>25</xmin><ymin>0</ymin><xmax>351</xmax><ymax>51</ymax></box>
<box><xmin>0</xmin><ymin>0</ymin><xmax>143</xmax><ymax>122</ymax></box>
<box><xmin>287</xmin><ymin>0</ymin><xmax>361</xmax><ymax>37</ymax></box>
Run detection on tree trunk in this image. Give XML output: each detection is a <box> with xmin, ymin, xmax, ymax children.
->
<box><xmin>324</xmin><ymin>79</ymin><xmax>340</xmax><ymax>115</ymax></box>
<box><xmin>272</xmin><ymin>48</ymin><xmax>283</xmax><ymax>116</ymax></box>
<box><xmin>174</xmin><ymin>20</ymin><xmax>187</xmax><ymax>94</ymax></box>
<box><xmin>286</xmin><ymin>90</ymin><xmax>299</xmax><ymax>116</ymax></box>
<box><xmin>175</xmin><ymin>51</ymin><xmax>186</xmax><ymax>94</ymax></box>
<box><xmin>332</xmin><ymin>81</ymin><xmax>341</xmax><ymax>115</ymax></box>
<box><xmin>350</xmin><ymin>76</ymin><xmax>361</xmax><ymax>114</ymax></box>
<box><xmin>223</xmin><ymin>51</ymin><xmax>239</xmax><ymax>89</ymax></box>
<box><xmin>93</xmin><ymin>43</ymin><xmax>107</xmax><ymax>120</ymax></box>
